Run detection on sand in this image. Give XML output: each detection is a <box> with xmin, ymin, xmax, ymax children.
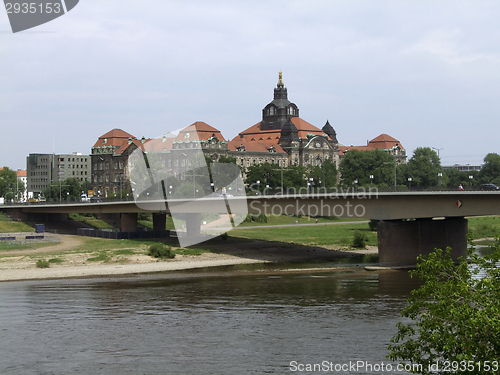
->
<box><xmin>0</xmin><ymin>233</ymin><xmax>377</xmax><ymax>282</ymax></box>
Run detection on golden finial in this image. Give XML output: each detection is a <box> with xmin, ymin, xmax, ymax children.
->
<box><xmin>278</xmin><ymin>70</ymin><xmax>284</xmax><ymax>87</ymax></box>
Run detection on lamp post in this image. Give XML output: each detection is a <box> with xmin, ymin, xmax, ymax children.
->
<box><xmin>408</xmin><ymin>177</ymin><xmax>412</xmax><ymax>191</ymax></box>
<box><xmin>369</xmin><ymin>175</ymin><xmax>374</xmax><ymax>188</ymax></box>
<box><xmin>438</xmin><ymin>172</ymin><xmax>443</xmax><ymax>189</ymax></box>
<box><xmin>469</xmin><ymin>175</ymin><xmax>473</xmax><ymax>189</ymax></box>
<box><xmin>256</xmin><ymin>180</ymin><xmax>260</xmax><ymax>195</ymax></box>
<box><xmin>354</xmin><ymin>179</ymin><xmax>358</xmax><ymax>191</ymax></box>
<box><xmin>309</xmin><ymin>177</ymin><xmax>313</xmax><ymax>194</ymax></box>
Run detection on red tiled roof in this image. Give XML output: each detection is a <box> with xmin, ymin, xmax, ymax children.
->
<box><xmin>115</xmin><ymin>138</ymin><xmax>151</xmax><ymax>155</ymax></box>
<box><xmin>367</xmin><ymin>134</ymin><xmax>404</xmax><ymax>150</ymax></box>
<box><xmin>175</xmin><ymin>121</ymin><xmax>226</xmax><ymax>142</ymax></box>
<box><xmin>227</xmin><ymin>140</ymin><xmax>286</xmax><ymax>154</ymax></box>
<box><xmin>17</xmin><ymin>169</ymin><xmax>27</xmax><ymax>177</ymax></box>
<box><xmin>233</xmin><ymin>117</ymin><xmax>329</xmax><ymax>143</ymax></box>
<box><xmin>92</xmin><ymin>128</ymin><xmax>137</xmax><ymax>148</ymax></box>
<box><xmin>339</xmin><ymin>134</ymin><xmax>404</xmax><ymax>155</ymax></box>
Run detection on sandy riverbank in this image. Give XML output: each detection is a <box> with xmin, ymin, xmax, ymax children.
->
<box><xmin>0</xmin><ymin>233</ymin><xmax>378</xmax><ymax>282</ymax></box>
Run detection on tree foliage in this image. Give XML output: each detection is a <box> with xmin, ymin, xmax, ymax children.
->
<box><xmin>340</xmin><ymin>149</ymin><xmax>394</xmax><ymax>187</ymax></box>
<box><xmin>0</xmin><ymin>167</ymin><xmax>25</xmax><ymax>201</ymax></box>
<box><xmin>307</xmin><ymin>159</ymin><xmax>337</xmax><ymax>189</ymax></box>
<box><xmin>479</xmin><ymin>153</ymin><xmax>500</xmax><ymax>185</ymax></box>
<box><xmin>399</xmin><ymin>147</ymin><xmax>443</xmax><ymax>188</ymax></box>
<box><xmin>388</xmin><ymin>243</ymin><xmax>500</xmax><ymax>374</ymax></box>
<box><xmin>43</xmin><ymin>177</ymin><xmax>88</xmax><ymax>202</ymax></box>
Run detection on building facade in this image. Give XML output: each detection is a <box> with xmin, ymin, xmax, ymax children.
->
<box><xmin>26</xmin><ymin>153</ymin><xmax>91</xmax><ymax>198</ymax></box>
<box><xmin>90</xmin><ymin>129</ymin><xmax>150</xmax><ymax>198</ymax></box>
<box><xmin>93</xmin><ymin>72</ymin><xmax>406</xmax><ymax>194</ymax></box>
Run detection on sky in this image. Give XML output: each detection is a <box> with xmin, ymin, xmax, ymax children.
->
<box><xmin>1</xmin><ymin>0</ymin><xmax>500</xmax><ymax>171</ymax></box>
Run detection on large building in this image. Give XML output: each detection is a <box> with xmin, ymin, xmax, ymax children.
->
<box><xmin>26</xmin><ymin>153</ymin><xmax>91</xmax><ymax>198</ymax></box>
<box><xmin>91</xmin><ymin>72</ymin><xmax>406</xmax><ymax>193</ymax></box>
<box><xmin>90</xmin><ymin>129</ymin><xmax>150</xmax><ymax>197</ymax></box>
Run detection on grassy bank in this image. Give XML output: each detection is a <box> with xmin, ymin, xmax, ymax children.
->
<box><xmin>0</xmin><ymin>212</ymin><xmax>34</xmax><ymax>233</ymax></box>
<box><xmin>229</xmin><ymin>222</ymin><xmax>376</xmax><ymax>247</ymax></box>
<box><xmin>468</xmin><ymin>216</ymin><xmax>500</xmax><ymax>240</ymax></box>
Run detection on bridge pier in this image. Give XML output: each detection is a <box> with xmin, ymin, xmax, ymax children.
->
<box><xmin>377</xmin><ymin>217</ymin><xmax>468</xmax><ymax>267</ymax></box>
<box><xmin>152</xmin><ymin>213</ymin><xmax>167</xmax><ymax>231</ymax></box>
<box><xmin>120</xmin><ymin>213</ymin><xmax>138</xmax><ymax>233</ymax></box>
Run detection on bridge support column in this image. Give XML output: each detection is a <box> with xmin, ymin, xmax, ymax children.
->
<box><xmin>377</xmin><ymin>217</ymin><xmax>468</xmax><ymax>267</ymax></box>
<box><xmin>120</xmin><ymin>213</ymin><xmax>138</xmax><ymax>233</ymax></box>
<box><xmin>152</xmin><ymin>213</ymin><xmax>167</xmax><ymax>231</ymax></box>
<box><xmin>185</xmin><ymin>213</ymin><xmax>202</xmax><ymax>237</ymax></box>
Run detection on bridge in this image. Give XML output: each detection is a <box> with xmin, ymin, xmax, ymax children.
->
<box><xmin>3</xmin><ymin>191</ymin><xmax>500</xmax><ymax>266</ymax></box>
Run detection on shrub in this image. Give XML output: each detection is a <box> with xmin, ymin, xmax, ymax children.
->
<box><xmin>242</xmin><ymin>214</ymin><xmax>268</xmax><ymax>223</ymax></box>
<box><xmin>36</xmin><ymin>259</ymin><xmax>50</xmax><ymax>268</ymax></box>
<box><xmin>220</xmin><ymin>232</ymin><xmax>229</xmax><ymax>241</ymax></box>
<box><xmin>148</xmin><ymin>243</ymin><xmax>175</xmax><ymax>259</ymax></box>
<box><xmin>368</xmin><ymin>219</ymin><xmax>378</xmax><ymax>231</ymax></box>
<box><xmin>352</xmin><ymin>230</ymin><xmax>368</xmax><ymax>248</ymax></box>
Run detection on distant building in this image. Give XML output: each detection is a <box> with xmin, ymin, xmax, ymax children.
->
<box><xmin>90</xmin><ymin>129</ymin><xmax>151</xmax><ymax>197</ymax></box>
<box><xmin>94</xmin><ymin>72</ymin><xmax>406</xmax><ymax>192</ymax></box>
<box><xmin>443</xmin><ymin>164</ymin><xmax>482</xmax><ymax>172</ymax></box>
<box><xmin>340</xmin><ymin>134</ymin><xmax>406</xmax><ymax>164</ymax></box>
<box><xmin>26</xmin><ymin>153</ymin><xmax>91</xmax><ymax>198</ymax></box>
<box><xmin>16</xmin><ymin>169</ymin><xmax>27</xmax><ymax>202</ymax></box>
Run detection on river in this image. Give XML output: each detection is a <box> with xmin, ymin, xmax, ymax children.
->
<box><xmin>0</xmin><ymin>261</ymin><xmax>427</xmax><ymax>375</ymax></box>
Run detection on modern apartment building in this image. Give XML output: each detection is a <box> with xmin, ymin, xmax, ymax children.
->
<box><xmin>26</xmin><ymin>152</ymin><xmax>91</xmax><ymax>197</ymax></box>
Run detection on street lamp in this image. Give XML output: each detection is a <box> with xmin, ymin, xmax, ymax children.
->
<box><xmin>309</xmin><ymin>177</ymin><xmax>313</xmax><ymax>194</ymax></box>
<box><xmin>369</xmin><ymin>175</ymin><xmax>374</xmax><ymax>188</ymax></box>
<box><xmin>469</xmin><ymin>175</ymin><xmax>473</xmax><ymax>189</ymax></box>
<box><xmin>408</xmin><ymin>177</ymin><xmax>412</xmax><ymax>191</ymax></box>
<box><xmin>438</xmin><ymin>172</ymin><xmax>443</xmax><ymax>189</ymax></box>
<box><xmin>354</xmin><ymin>179</ymin><xmax>358</xmax><ymax>191</ymax></box>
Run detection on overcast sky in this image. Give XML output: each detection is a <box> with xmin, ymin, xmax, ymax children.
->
<box><xmin>1</xmin><ymin>0</ymin><xmax>499</xmax><ymax>170</ymax></box>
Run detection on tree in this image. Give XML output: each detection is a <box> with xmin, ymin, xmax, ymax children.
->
<box><xmin>479</xmin><ymin>153</ymin><xmax>500</xmax><ymax>185</ymax></box>
<box><xmin>340</xmin><ymin>149</ymin><xmax>394</xmax><ymax>188</ymax></box>
<box><xmin>443</xmin><ymin>168</ymin><xmax>476</xmax><ymax>190</ymax></box>
<box><xmin>43</xmin><ymin>177</ymin><xmax>85</xmax><ymax>202</ymax></box>
<box><xmin>402</xmin><ymin>147</ymin><xmax>443</xmax><ymax>188</ymax></box>
<box><xmin>245</xmin><ymin>162</ymin><xmax>281</xmax><ymax>194</ymax></box>
<box><xmin>307</xmin><ymin>159</ymin><xmax>337</xmax><ymax>189</ymax></box>
<box><xmin>0</xmin><ymin>167</ymin><xmax>24</xmax><ymax>201</ymax></box>
<box><xmin>388</xmin><ymin>243</ymin><xmax>500</xmax><ymax>374</ymax></box>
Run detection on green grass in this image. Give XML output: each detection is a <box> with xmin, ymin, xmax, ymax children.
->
<box><xmin>468</xmin><ymin>216</ymin><xmax>500</xmax><ymax>240</ymax></box>
<box><xmin>230</xmin><ymin>221</ymin><xmax>377</xmax><ymax>247</ymax></box>
<box><xmin>68</xmin><ymin>213</ymin><xmax>114</xmax><ymax>229</ymax></box>
<box><xmin>236</xmin><ymin>214</ymin><xmax>365</xmax><ymax>227</ymax></box>
<box><xmin>36</xmin><ymin>259</ymin><xmax>50</xmax><ymax>268</ymax></box>
<box><xmin>86</xmin><ymin>252</ymin><xmax>111</xmax><ymax>262</ymax></box>
<box><xmin>0</xmin><ymin>212</ymin><xmax>34</xmax><ymax>232</ymax></box>
<box><xmin>48</xmin><ymin>258</ymin><xmax>64</xmax><ymax>264</ymax></box>
<box><xmin>113</xmin><ymin>249</ymin><xmax>136</xmax><ymax>255</ymax></box>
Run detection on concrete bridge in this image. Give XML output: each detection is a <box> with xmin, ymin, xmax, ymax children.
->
<box><xmin>3</xmin><ymin>191</ymin><xmax>500</xmax><ymax>266</ymax></box>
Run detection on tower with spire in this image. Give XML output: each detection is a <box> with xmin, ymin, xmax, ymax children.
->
<box><xmin>261</xmin><ymin>71</ymin><xmax>299</xmax><ymax>131</ymax></box>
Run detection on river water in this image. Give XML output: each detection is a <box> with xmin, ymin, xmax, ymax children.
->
<box><xmin>0</xmin><ymin>263</ymin><xmax>424</xmax><ymax>375</ymax></box>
